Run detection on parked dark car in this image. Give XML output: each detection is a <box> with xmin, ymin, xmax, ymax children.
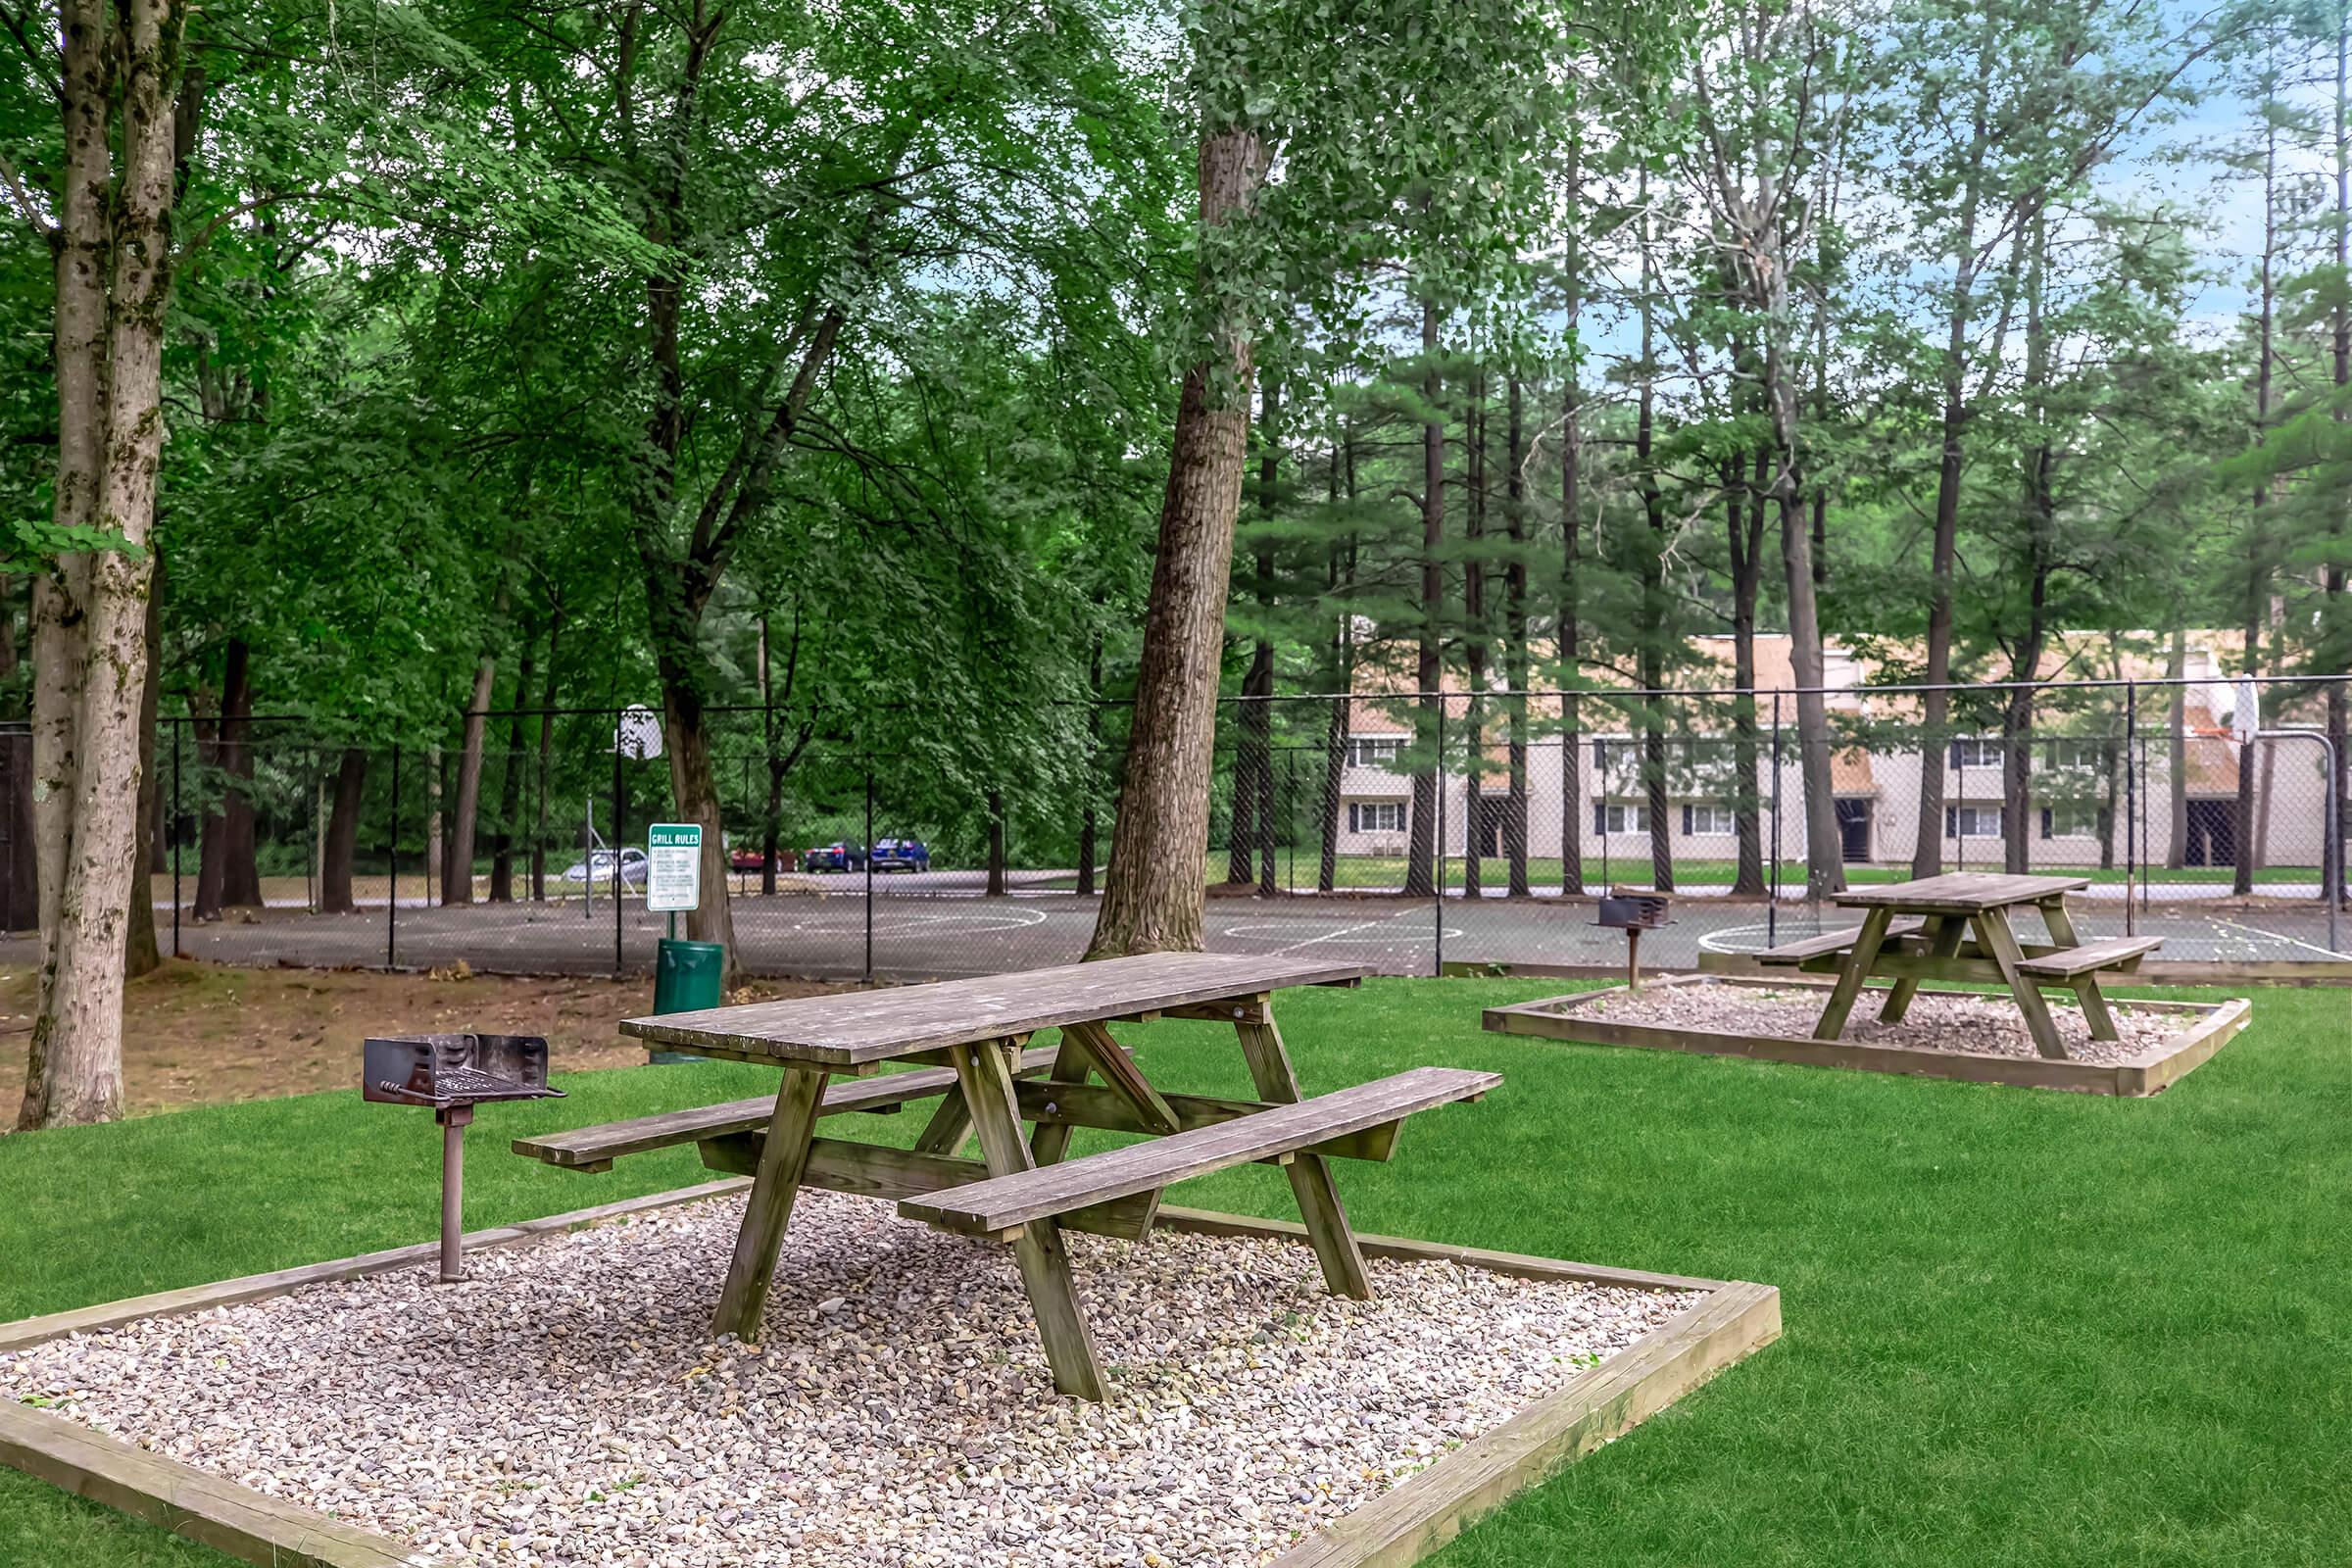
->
<box><xmin>870</xmin><ymin>836</ymin><xmax>932</xmax><ymax>872</ymax></box>
<box><xmin>803</xmin><ymin>840</ymin><xmax>866</xmax><ymax>872</ymax></box>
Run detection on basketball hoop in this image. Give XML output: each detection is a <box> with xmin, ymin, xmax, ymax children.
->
<box><xmin>615</xmin><ymin>705</ymin><xmax>663</xmax><ymax>760</ymax></box>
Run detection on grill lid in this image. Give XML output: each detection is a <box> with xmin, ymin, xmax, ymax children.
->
<box><xmin>363</xmin><ymin>1033</ymin><xmax>565</xmax><ymax>1109</ymax></box>
<box><xmin>1594</xmin><ymin>887</ymin><xmax>1671</xmax><ymax>929</ymax></box>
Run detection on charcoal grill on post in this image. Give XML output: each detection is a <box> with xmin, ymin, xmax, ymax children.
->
<box><xmin>363</xmin><ymin>1034</ymin><xmax>564</xmax><ymax>1283</ymax></box>
<box><xmin>1594</xmin><ymin>887</ymin><xmax>1671</xmax><ymax>993</ymax></box>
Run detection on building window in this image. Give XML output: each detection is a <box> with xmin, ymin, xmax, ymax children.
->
<box><xmin>1944</xmin><ymin>805</ymin><xmax>2003</xmax><ymax>838</ymax></box>
<box><xmin>1346</xmin><ymin>736</ymin><xmax>1405</xmax><ymax>768</ymax></box>
<box><xmin>1947</xmin><ymin>737</ymin><xmax>2003</xmax><ymax>769</ymax></box>
<box><xmin>1593</xmin><ymin>802</ymin><xmax>1651</xmax><ymax>834</ymax></box>
<box><xmin>2040</xmin><ymin>738</ymin><xmax>2103</xmax><ymax>770</ymax></box>
<box><xmin>1348</xmin><ymin>801</ymin><xmax>1405</xmax><ymax>834</ymax></box>
<box><xmin>1683</xmin><ymin>804</ymin><xmax>1736</xmax><ymax>835</ymax></box>
<box><xmin>2040</xmin><ymin>805</ymin><xmax>2097</xmax><ymax>839</ymax></box>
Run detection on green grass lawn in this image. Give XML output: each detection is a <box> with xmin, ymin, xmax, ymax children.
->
<box><xmin>4</xmin><ymin>980</ymin><xmax>2348</xmax><ymax>1565</ymax></box>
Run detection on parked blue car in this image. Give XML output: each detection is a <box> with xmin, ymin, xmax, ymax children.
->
<box><xmin>802</xmin><ymin>840</ymin><xmax>866</xmax><ymax>872</ymax></box>
<box><xmin>870</xmin><ymin>836</ymin><xmax>932</xmax><ymax>872</ymax></box>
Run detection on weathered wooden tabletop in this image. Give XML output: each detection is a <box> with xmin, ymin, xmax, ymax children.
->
<box><xmin>618</xmin><ymin>951</ymin><xmax>1371</xmax><ymax>1067</ymax></box>
<box><xmin>1833</xmin><ymin>872</ymin><xmax>2089</xmax><ymax>914</ymax></box>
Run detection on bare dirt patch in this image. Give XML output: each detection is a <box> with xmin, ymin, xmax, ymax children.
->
<box><xmin>0</xmin><ymin>961</ymin><xmax>840</xmax><ymax>1123</ymax></box>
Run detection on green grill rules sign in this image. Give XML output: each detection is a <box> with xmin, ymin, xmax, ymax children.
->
<box><xmin>646</xmin><ymin>822</ymin><xmax>703</xmax><ymax>913</ymax></box>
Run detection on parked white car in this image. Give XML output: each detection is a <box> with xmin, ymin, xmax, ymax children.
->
<box><xmin>562</xmin><ymin>848</ymin><xmax>649</xmax><ymax>886</ymax></box>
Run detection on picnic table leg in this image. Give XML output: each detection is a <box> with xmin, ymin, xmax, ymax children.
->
<box><xmin>911</xmin><ymin>1088</ymin><xmax>974</xmax><ymax>1157</ymax></box>
<box><xmin>1026</xmin><ymin>1032</ymin><xmax>1096</xmax><ymax>1166</ymax></box>
<box><xmin>1879</xmin><ymin>914</ymin><xmax>1959</xmax><ymax>1023</ymax></box>
<box><xmin>1970</xmin><ymin>909</ymin><xmax>2070</xmax><ymax>1059</ymax></box>
<box><xmin>711</xmin><ymin>1065</ymin><xmax>828</xmax><ymax>1341</ymax></box>
<box><xmin>1061</xmin><ymin>1019</ymin><xmax>1182</xmax><ymax>1136</ymax></box>
<box><xmin>952</xmin><ymin>1039</ymin><xmax>1107</xmax><ymax>1401</ymax></box>
<box><xmin>2038</xmin><ymin>899</ymin><xmax>2120</xmax><ymax>1041</ymax></box>
<box><xmin>1812</xmin><ymin>906</ymin><xmax>1893</xmax><ymax>1040</ymax></box>
<box><xmin>1235</xmin><ymin>1006</ymin><xmax>1372</xmax><ymax>1301</ymax></box>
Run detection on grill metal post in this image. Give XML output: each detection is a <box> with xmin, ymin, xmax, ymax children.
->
<box><xmin>437</xmin><ymin>1103</ymin><xmax>472</xmax><ymax>1283</ymax></box>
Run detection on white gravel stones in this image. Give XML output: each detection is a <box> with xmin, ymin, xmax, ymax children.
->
<box><xmin>0</xmin><ymin>1191</ymin><xmax>1688</xmax><ymax>1567</ymax></box>
<box><xmin>1574</xmin><ymin>983</ymin><xmax>2173</xmax><ymax>1065</ymax></box>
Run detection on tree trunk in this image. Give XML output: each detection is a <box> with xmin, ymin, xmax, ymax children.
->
<box><xmin>656</xmin><ymin>669</ymin><xmax>739</xmax><ymax>966</ymax></box>
<box><xmin>2237</xmin><ymin>69</ymin><xmax>2281</xmax><ymax>895</ymax></box>
<box><xmin>0</xmin><ymin>730</ymin><xmax>32</xmax><ymax>932</ymax></box>
<box><xmin>1077</xmin><ymin>635</ymin><xmax>1102</xmax><ymax>898</ymax></box>
<box><xmin>1403</xmin><ymin>295</ymin><xmax>1444</xmax><ymax>899</ymax></box>
<box><xmin>123</xmin><ymin>552</ymin><xmax>165</xmax><ymax>977</ymax></box>
<box><xmin>1463</xmin><ymin>371</ymin><xmax>1487</xmax><ymax>899</ymax></box>
<box><xmin>1088</xmin><ymin>122</ymin><xmax>1267</xmax><ymax>958</ymax></box>
<box><xmin>192</xmin><ymin>702</ymin><xmax>222</xmax><ymax>921</ymax></box>
<box><xmin>1729</xmin><ymin>452</ymin><xmax>1767</xmax><ymax>896</ymax></box>
<box><xmin>531</xmin><ymin>612</ymin><xmax>560</xmax><ymax>901</ymax></box>
<box><xmin>425</xmin><ymin>743</ymin><xmax>443</xmax><ymax>906</ymax></box>
<box><xmin>1315</xmin><ymin>424</ymin><xmax>1355</xmax><ymax>895</ymax></box>
<box><xmin>1559</xmin><ymin>375</ymin><xmax>1586</xmax><ymax>897</ymax></box>
<box><xmin>490</xmin><ymin>641</ymin><xmax>529</xmax><ymax>903</ymax></box>
<box><xmin>444</xmin><ymin>640</ymin><xmax>498</xmax><ymax>906</ymax></box>
<box><xmin>1634</xmin><ymin>204</ymin><xmax>1673</xmax><ymax>894</ymax></box>
<box><xmin>1503</xmin><ymin>378</ymin><xmax>1531</xmax><ymax>897</ymax></box>
<box><xmin>1253</xmin><ymin>378</ymin><xmax>1280</xmax><ymax>896</ymax></box>
<box><xmin>986</xmin><ymin>788</ymin><xmax>1007</xmax><ymax>898</ymax></box>
<box><xmin>218</xmin><ymin>638</ymin><xmax>259</xmax><ymax>908</ymax></box>
<box><xmin>1912</xmin><ymin>68</ymin><xmax>1994</xmax><ymax>881</ymax></box>
<box><xmin>2004</xmin><ymin>212</ymin><xmax>2054</xmax><ymax>879</ymax></box>
<box><xmin>320</xmin><ymin>748</ymin><xmax>368</xmax><ymax>914</ymax></box>
<box><xmin>1229</xmin><ymin>378</ymin><xmax>1279</xmax><ymax>889</ymax></box>
<box><xmin>0</xmin><ymin>574</ymin><xmax>31</xmax><ymax>930</ymax></box>
<box><xmin>22</xmin><ymin>0</ymin><xmax>184</xmax><ymax>1129</ymax></box>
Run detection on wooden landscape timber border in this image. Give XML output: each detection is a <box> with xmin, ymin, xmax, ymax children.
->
<box><xmin>1693</xmin><ymin>951</ymin><xmax>2352</xmax><ymax>989</ymax></box>
<box><xmin>1483</xmin><ymin>972</ymin><xmax>2251</xmax><ymax>1097</ymax></box>
<box><xmin>1446</xmin><ymin>956</ymin><xmax>2352</xmax><ymax>987</ymax></box>
<box><xmin>0</xmin><ymin>1186</ymin><xmax>1778</xmax><ymax>1568</ymax></box>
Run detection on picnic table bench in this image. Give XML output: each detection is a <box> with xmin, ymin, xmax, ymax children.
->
<box><xmin>1752</xmin><ymin>873</ymin><xmax>2160</xmax><ymax>1059</ymax></box>
<box><xmin>516</xmin><ymin>952</ymin><xmax>1499</xmax><ymax>1400</ymax></box>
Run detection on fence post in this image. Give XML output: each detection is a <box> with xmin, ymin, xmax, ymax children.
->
<box><xmin>171</xmin><ymin>719</ymin><xmax>182</xmax><ymax>959</ymax></box>
<box><xmin>1433</xmin><ymin>698</ymin><xmax>1446</xmax><ymax>977</ymax></box>
<box><xmin>387</xmin><ymin>743</ymin><xmax>400</xmax><ymax>968</ymax></box>
<box><xmin>863</xmin><ymin>766</ymin><xmax>874</xmax><ymax>985</ymax></box>
<box><xmin>1768</xmin><ymin>692</ymin><xmax>1782</xmax><ymax>947</ymax></box>
<box><xmin>2124</xmin><ymin>681</ymin><xmax>2136</xmax><ymax>938</ymax></box>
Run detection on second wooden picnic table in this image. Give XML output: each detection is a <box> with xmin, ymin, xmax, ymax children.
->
<box><xmin>585</xmin><ymin>952</ymin><xmax>1498</xmax><ymax>1400</ymax></box>
<box><xmin>1776</xmin><ymin>872</ymin><xmax>2161</xmax><ymax>1060</ymax></box>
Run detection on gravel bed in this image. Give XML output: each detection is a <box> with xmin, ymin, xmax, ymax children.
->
<box><xmin>0</xmin><ymin>1191</ymin><xmax>1689</xmax><ymax>1567</ymax></box>
<box><xmin>1571</xmin><ymin>983</ymin><xmax>2177</xmax><ymax>1065</ymax></box>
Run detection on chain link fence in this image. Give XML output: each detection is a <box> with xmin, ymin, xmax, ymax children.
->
<box><xmin>6</xmin><ymin>674</ymin><xmax>2345</xmax><ymax>981</ymax></box>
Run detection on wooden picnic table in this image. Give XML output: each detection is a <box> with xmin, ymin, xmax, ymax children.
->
<box><xmin>1769</xmin><ymin>873</ymin><xmax>2161</xmax><ymax>1060</ymax></box>
<box><xmin>576</xmin><ymin>952</ymin><xmax>1498</xmax><ymax>1400</ymax></box>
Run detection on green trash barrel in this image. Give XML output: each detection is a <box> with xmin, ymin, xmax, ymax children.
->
<box><xmin>648</xmin><ymin>937</ymin><xmax>726</xmax><ymax>1063</ymax></box>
